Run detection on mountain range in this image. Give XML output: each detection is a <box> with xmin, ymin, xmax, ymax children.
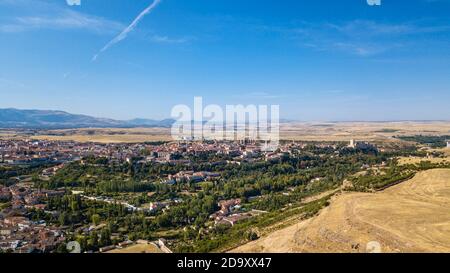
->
<box><xmin>0</xmin><ymin>108</ymin><xmax>175</xmax><ymax>129</ymax></box>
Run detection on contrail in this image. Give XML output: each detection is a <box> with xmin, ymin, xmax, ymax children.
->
<box><xmin>92</xmin><ymin>0</ymin><xmax>161</xmax><ymax>61</ymax></box>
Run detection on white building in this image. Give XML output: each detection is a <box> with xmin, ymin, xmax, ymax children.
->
<box><xmin>447</xmin><ymin>141</ymin><xmax>450</xmax><ymax>149</ymax></box>
<box><xmin>348</xmin><ymin>139</ymin><xmax>356</xmax><ymax>148</ymax></box>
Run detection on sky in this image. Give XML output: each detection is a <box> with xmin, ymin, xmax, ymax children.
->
<box><xmin>0</xmin><ymin>0</ymin><xmax>450</xmax><ymax>121</ymax></box>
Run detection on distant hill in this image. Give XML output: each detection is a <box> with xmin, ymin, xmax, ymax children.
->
<box><xmin>0</xmin><ymin>108</ymin><xmax>174</xmax><ymax>129</ymax></box>
<box><xmin>126</xmin><ymin>118</ymin><xmax>176</xmax><ymax>128</ymax></box>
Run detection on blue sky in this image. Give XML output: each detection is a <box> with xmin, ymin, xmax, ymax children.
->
<box><xmin>1</xmin><ymin>0</ymin><xmax>450</xmax><ymax>121</ymax></box>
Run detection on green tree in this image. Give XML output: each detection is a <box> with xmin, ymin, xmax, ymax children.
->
<box><xmin>91</xmin><ymin>214</ymin><xmax>101</xmax><ymax>226</ymax></box>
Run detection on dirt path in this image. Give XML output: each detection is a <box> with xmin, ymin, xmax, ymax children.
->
<box><xmin>231</xmin><ymin>169</ymin><xmax>450</xmax><ymax>253</ymax></box>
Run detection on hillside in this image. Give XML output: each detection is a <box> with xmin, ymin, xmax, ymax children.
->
<box><xmin>232</xmin><ymin>169</ymin><xmax>450</xmax><ymax>253</ymax></box>
<box><xmin>0</xmin><ymin>108</ymin><xmax>174</xmax><ymax>129</ymax></box>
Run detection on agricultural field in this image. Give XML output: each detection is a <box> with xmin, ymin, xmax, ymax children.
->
<box><xmin>398</xmin><ymin>157</ymin><xmax>450</xmax><ymax>166</ymax></box>
<box><xmin>280</xmin><ymin>121</ymin><xmax>450</xmax><ymax>142</ymax></box>
<box><xmin>3</xmin><ymin>121</ymin><xmax>450</xmax><ymax>143</ymax></box>
<box><xmin>31</xmin><ymin>128</ymin><xmax>173</xmax><ymax>143</ymax></box>
<box><xmin>106</xmin><ymin>243</ymin><xmax>163</xmax><ymax>253</ymax></box>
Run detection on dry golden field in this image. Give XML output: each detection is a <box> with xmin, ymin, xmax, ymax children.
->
<box><xmin>23</xmin><ymin>128</ymin><xmax>172</xmax><ymax>143</ymax></box>
<box><xmin>2</xmin><ymin>121</ymin><xmax>450</xmax><ymax>143</ymax></box>
<box><xmin>32</xmin><ymin>134</ymin><xmax>172</xmax><ymax>143</ymax></box>
<box><xmin>232</xmin><ymin>169</ymin><xmax>450</xmax><ymax>253</ymax></box>
<box><xmin>398</xmin><ymin>156</ymin><xmax>450</xmax><ymax>166</ymax></box>
<box><xmin>279</xmin><ymin>121</ymin><xmax>450</xmax><ymax>142</ymax></box>
<box><xmin>398</xmin><ymin>147</ymin><xmax>450</xmax><ymax>165</ymax></box>
<box><xmin>106</xmin><ymin>243</ymin><xmax>163</xmax><ymax>253</ymax></box>
<box><xmin>440</xmin><ymin>148</ymin><xmax>450</xmax><ymax>157</ymax></box>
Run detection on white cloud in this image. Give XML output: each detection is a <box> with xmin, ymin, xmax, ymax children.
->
<box><xmin>0</xmin><ymin>77</ymin><xmax>26</xmax><ymax>89</ymax></box>
<box><xmin>278</xmin><ymin>20</ymin><xmax>450</xmax><ymax>56</ymax></box>
<box><xmin>92</xmin><ymin>0</ymin><xmax>162</xmax><ymax>61</ymax></box>
<box><xmin>0</xmin><ymin>1</ymin><xmax>124</xmax><ymax>34</ymax></box>
<box><xmin>150</xmin><ymin>35</ymin><xmax>189</xmax><ymax>44</ymax></box>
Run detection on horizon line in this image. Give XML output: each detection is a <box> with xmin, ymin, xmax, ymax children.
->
<box><xmin>1</xmin><ymin>107</ymin><xmax>450</xmax><ymax>124</ymax></box>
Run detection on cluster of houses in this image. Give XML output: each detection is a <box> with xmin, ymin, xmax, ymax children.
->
<box><xmin>0</xmin><ymin>216</ymin><xmax>65</xmax><ymax>253</ymax></box>
<box><xmin>0</xmin><ymin>138</ymin><xmax>282</xmax><ymax>170</ymax></box>
<box><xmin>1</xmin><ymin>138</ymin><xmax>375</xmax><ymax>171</ymax></box>
<box><xmin>2</xmin><ymin>184</ymin><xmax>65</xmax><ymax>211</ymax></box>
<box><xmin>209</xmin><ymin>198</ymin><xmax>255</xmax><ymax>226</ymax></box>
<box><xmin>0</xmin><ymin>137</ymin><xmax>381</xmax><ymax>167</ymax></box>
<box><xmin>0</xmin><ymin>140</ymin><xmax>79</xmax><ymax>165</ymax></box>
<box><xmin>41</xmin><ymin>164</ymin><xmax>65</xmax><ymax>179</ymax></box>
<box><xmin>0</xmin><ymin>183</ymin><xmax>67</xmax><ymax>253</ymax></box>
